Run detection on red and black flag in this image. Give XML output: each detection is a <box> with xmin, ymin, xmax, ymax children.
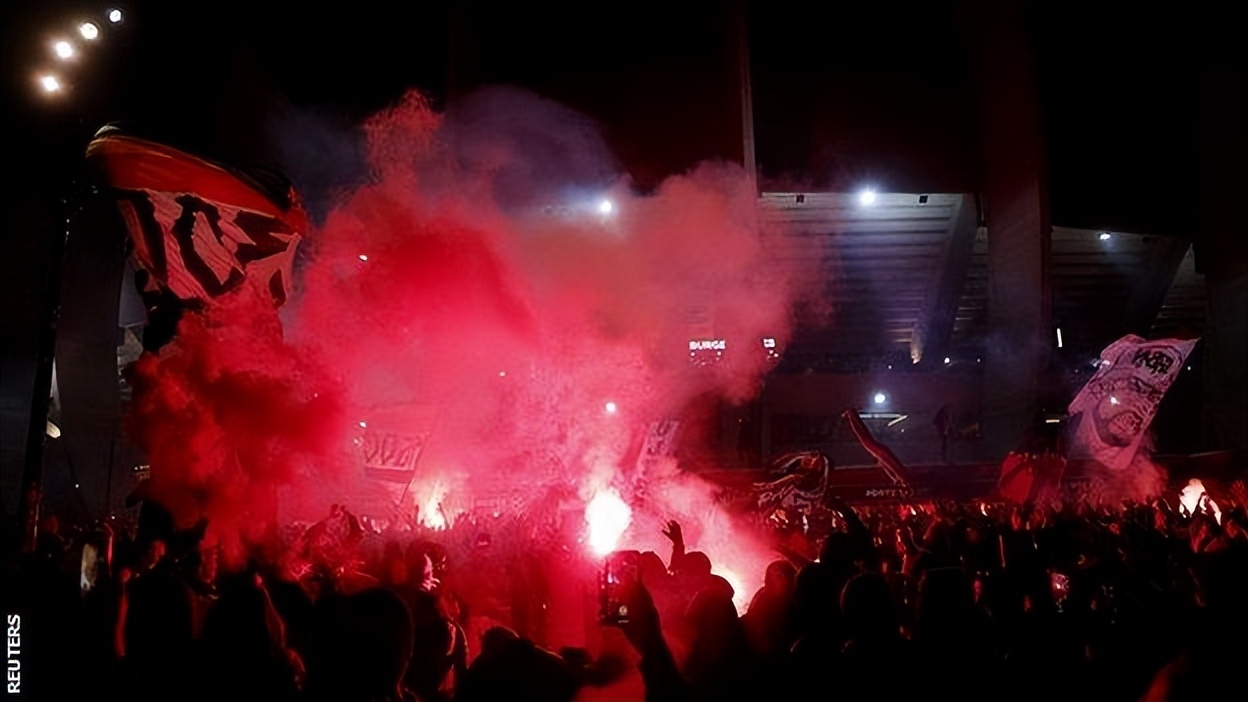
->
<box><xmin>85</xmin><ymin>126</ymin><xmax>306</xmax><ymax>308</ymax></box>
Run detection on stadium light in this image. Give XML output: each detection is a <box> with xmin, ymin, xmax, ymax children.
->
<box><xmin>79</xmin><ymin>22</ymin><xmax>100</xmax><ymax>40</ymax></box>
<box><xmin>40</xmin><ymin>75</ymin><xmax>62</xmax><ymax>93</ymax></box>
<box><xmin>54</xmin><ymin>40</ymin><xmax>75</xmax><ymax>59</ymax></box>
<box><xmin>598</xmin><ymin>199</ymin><xmax>614</xmax><ymax>215</ymax></box>
<box><xmin>108</xmin><ymin>8</ymin><xmax>124</xmax><ymax>24</ymax></box>
<box><xmin>858</xmin><ymin>189</ymin><xmax>877</xmax><ymax>206</ymax></box>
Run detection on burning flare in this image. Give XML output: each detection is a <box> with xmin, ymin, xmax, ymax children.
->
<box><xmin>418</xmin><ymin>484</ymin><xmax>449</xmax><ymax>530</ymax></box>
<box><xmin>585</xmin><ymin>489</ymin><xmax>631</xmax><ymax>556</ymax></box>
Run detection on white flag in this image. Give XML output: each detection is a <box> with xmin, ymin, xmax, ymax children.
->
<box><xmin>1067</xmin><ymin>334</ymin><xmax>1197</xmax><ymax>471</ymax></box>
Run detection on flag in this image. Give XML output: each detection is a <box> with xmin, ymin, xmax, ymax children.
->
<box><xmin>996</xmin><ymin>451</ymin><xmax>1066</xmax><ymax>503</ymax></box>
<box><xmin>636</xmin><ymin>419</ymin><xmax>681</xmax><ymax>473</ymax></box>
<box><xmin>1067</xmin><ymin>334</ymin><xmax>1198</xmax><ymax>471</ymax></box>
<box><xmin>85</xmin><ymin>128</ymin><xmax>306</xmax><ymax>308</ymax></box>
<box><xmin>641</xmin><ymin>419</ymin><xmax>681</xmax><ymax>458</ymax></box>
<box><xmin>352</xmin><ymin>404</ymin><xmax>439</xmax><ymax>520</ymax></box>
<box><xmin>358</xmin><ymin>429</ymin><xmax>428</xmax><ymax>484</ymax></box>
<box><xmin>752</xmin><ymin>450</ymin><xmax>831</xmax><ymax>513</ymax></box>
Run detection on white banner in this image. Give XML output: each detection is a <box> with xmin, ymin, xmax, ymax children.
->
<box><xmin>358</xmin><ymin>430</ymin><xmax>427</xmax><ymax>481</ymax></box>
<box><xmin>1067</xmin><ymin>334</ymin><xmax>1197</xmax><ymax>471</ymax></box>
<box><xmin>351</xmin><ymin>404</ymin><xmax>440</xmax><ymax>519</ymax></box>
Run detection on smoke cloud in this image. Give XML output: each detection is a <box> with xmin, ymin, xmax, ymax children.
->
<box><xmin>128</xmin><ymin>87</ymin><xmax>822</xmax><ymax>592</ymax></box>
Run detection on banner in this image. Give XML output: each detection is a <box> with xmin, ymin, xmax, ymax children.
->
<box><xmin>1067</xmin><ymin>334</ymin><xmax>1198</xmax><ymax>471</ymax></box>
<box><xmin>86</xmin><ymin>129</ymin><xmax>306</xmax><ymax>308</ymax></box>
<box><xmin>752</xmin><ymin>450</ymin><xmax>830</xmax><ymax>513</ymax></box>
<box><xmin>358</xmin><ymin>429</ymin><xmax>428</xmax><ymax>484</ymax></box>
<box><xmin>351</xmin><ymin>404</ymin><xmax>439</xmax><ymax>520</ymax></box>
<box><xmin>637</xmin><ymin>419</ymin><xmax>681</xmax><ymax>473</ymax></box>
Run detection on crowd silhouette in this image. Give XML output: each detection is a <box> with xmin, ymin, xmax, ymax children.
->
<box><xmin>4</xmin><ymin>475</ymin><xmax>1247</xmax><ymax>702</ymax></box>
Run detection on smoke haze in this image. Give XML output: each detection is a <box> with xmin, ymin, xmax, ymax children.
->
<box><xmin>128</xmin><ymin>87</ymin><xmax>823</xmax><ymax>591</ymax></box>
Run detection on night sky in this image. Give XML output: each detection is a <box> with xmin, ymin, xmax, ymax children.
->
<box><xmin>3</xmin><ymin>1</ymin><xmax>1244</xmax><ymax>232</ymax></box>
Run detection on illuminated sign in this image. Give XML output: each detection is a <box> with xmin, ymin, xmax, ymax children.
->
<box><xmin>689</xmin><ymin>339</ymin><xmax>727</xmax><ymax>351</ymax></box>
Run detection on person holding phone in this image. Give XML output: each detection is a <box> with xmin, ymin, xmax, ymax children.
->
<box><xmin>606</xmin><ymin>562</ymin><xmax>759</xmax><ymax>702</ymax></box>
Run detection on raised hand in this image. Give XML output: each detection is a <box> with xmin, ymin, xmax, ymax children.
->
<box><xmin>661</xmin><ymin>520</ymin><xmax>683</xmax><ymax>545</ymax></box>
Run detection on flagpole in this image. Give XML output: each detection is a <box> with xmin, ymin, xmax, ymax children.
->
<box><xmin>13</xmin><ymin>7</ymin><xmax>130</xmax><ymax>556</ymax></box>
<box><xmin>18</xmin><ymin>196</ymin><xmax>71</xmax><ymax>554</ymax></box>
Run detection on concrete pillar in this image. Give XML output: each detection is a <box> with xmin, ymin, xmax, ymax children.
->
<box><xmin>1202</xmin><ymin>274</ymin><xmax>1248</xmax><ymax>453</ymax></box>
<box><xmin>1194</xmin><ymin>8</ymin><xmax>1248</xmax><ymax>457</ymax></box>
<box><xmin>45</xmin><ymin>198</ymin><xmax>127</xmax><ymax>520</ymax></box>
<box><xmin>972</xmin><ymin>1</ymin><xmax>1051</xmax><ymax>457</ymax></box>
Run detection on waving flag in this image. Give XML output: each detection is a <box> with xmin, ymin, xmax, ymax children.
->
<box><xmin>753</xmin><ymin>450</ymin><xmax>830</xmax><ymax>513</ymax></box>
<box><xmin>85</xmin><ymin>127</ymin><xmax>306</xmax><ymax>308</ymax></box>
<box><xmin>1068</xmin><ymin>334</ymin><xmax>1198</xmax><ymax>471</ymax></box>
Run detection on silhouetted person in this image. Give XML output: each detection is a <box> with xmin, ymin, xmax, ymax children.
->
<box><xmin>455</xmin><ymin>626</ymin><xmax>579</xmax><ymax>702</ymax></box>
<box><xmin>912</xmin><ymin>567</ymin><xmax>1003</xmax><ymax>702</ymax></box>
<box><xmin>742</xmin><ymin>560</ymin><xmax>797</xmax><ymax>659</ymax></box>
<box><xmin>306</xmin><ymin>587</ymin><xmax>416</xmax><ymax>702</ymax></box>
<box><xmin>193</xmin><ymin>571</ymin><xmax>301</xmax><ymax>702</ymax></box>
<box><xmin>831</xmin><ymin>573</ymin><xmax>918</xmax><ymax>701</ymax></box>
<box><xmin>681</xmin><ymin>587</ymin><xmax>758</xmax><ymax>702</ymax></box>
<box><xmin>393</xmin><ymin>550</ymin><xmax>462</xmax><ymax>702</ymax></box>
<box><xmin>1141</xmin><ymin>544</ymin><xmax>1248</xmax><ymax>701</ymax></box>
<box><xmin>120</xmin><ymin>539</ymin><xmax>195</xmax><ymax>702</ymax></box>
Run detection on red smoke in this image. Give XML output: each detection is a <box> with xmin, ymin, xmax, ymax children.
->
<box><xmin>126</xmin><ymin>286</ymin><xmax>349</xmax><ymax>561</ymax></box>
<box><xmin>129</xmin><ymin>89</ymin><xmax>822</xmax><ymax>598</ymax></box>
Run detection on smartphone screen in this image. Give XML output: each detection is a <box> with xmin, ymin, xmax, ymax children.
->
<box><xmin>600</xmin><ymin>550</ymin><xmax>641</xmax><ymax>625</ymax></box>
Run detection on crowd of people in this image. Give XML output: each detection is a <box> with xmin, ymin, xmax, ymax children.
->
<box><xmin>4</xmin><ymin>474</ymin><xmax>1247</xmax><ymax>702</ymax></box>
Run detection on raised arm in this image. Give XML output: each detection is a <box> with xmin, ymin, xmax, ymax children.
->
<box><xmin>100</xmin><ymin>521</ymin><xmax>115</xmax><ymax>581</ymax></box>
<box><xmin>661</xmin><ymin>520</ymin><xmax>685</xmax><ymax>572</ymax></box>
<box><xmin>114</xmin><ymin>567</ymin><xmax>132</xmax><ymax>659</ymax></box>
<box><xmin>826</xmin><ymin>493</ymin><xmax>868</xmax><ymax>538</ymax></box>
<box><xmin>617</xmin><ymin>580</ymin><xmax>690</xmax><ymax>702</ymax></box>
